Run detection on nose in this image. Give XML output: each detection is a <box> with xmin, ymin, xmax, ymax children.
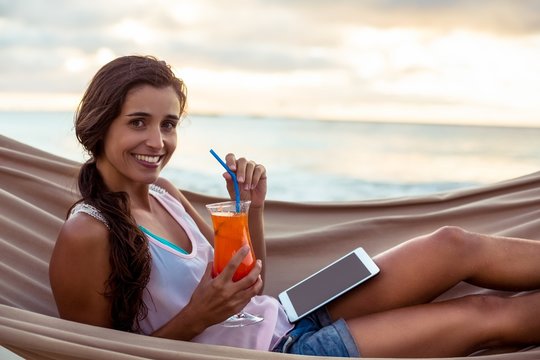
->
<box><xmin>146</xmin><ymin>126</ymin><xmax>164</xmax><ymax>149</ymax></box>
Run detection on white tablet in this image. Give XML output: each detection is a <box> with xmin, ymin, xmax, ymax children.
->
<box><xmin>278</xmin><ymin>247</ymin><xmax>380</xmax><ymax>322</ymax></box>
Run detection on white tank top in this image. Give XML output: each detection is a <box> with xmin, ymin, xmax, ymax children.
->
<box><xmin>70</xmin><ymin>184</ymin><xmax>293</xmax><ymax>351</ymax></box>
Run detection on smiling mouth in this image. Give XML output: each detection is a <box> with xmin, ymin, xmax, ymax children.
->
<box><xmin>134</xmin><ymin>154</ymin><xmax>164</xmax><ymax>164</ymax></box>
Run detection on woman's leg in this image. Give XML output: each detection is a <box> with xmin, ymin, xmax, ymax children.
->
<box><xmin>347</xmin><ymin>290</ymin><xmax>540</xmax><ymax>358</ymax></box>
<box><xmin>328</xmin><ymin>226</ymin><xmax>540</xmax><ymax>320</ymax></box>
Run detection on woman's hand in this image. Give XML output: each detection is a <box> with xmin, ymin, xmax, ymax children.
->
<box><xmin>223</xmin><ymin>153</ymin><xmax>267</xmax><ymax>208</ymax></box>
<box><xmin>185</xmin><ymin>247</ymin><xmax>263</xmax><ymax>327</ymax></box>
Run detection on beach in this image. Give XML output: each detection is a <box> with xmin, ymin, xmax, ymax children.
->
<box><xmin>1</xmin><ymin>111</ymin><xmax>539</xmax><ymax>202</ymax></box>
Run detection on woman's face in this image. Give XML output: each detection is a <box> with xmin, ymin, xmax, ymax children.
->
<box><xmin>98</xmin><ymin>85</ymin><xmax>181</xmax><ymax>188</ymax></box>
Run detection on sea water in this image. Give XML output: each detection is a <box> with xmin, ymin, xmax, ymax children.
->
<box><xmin>1</xmin><ymin>111</ymin><xmax>539</xmax><ymax>202</ymax></box>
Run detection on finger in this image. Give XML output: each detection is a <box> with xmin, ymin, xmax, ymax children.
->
<box><xmin>235</xmin><ymin>157</ymin><xmax>248</xmax><ymax>183</ymax></box>
<box><xmin>250</xmin><ymin>164</ymin><xmax>266</xmax><ymax>190</ymax></box>
<box><xmin>225</xmin><ymin>153</ymin><xmax>237</xmax><ymax>171</ymax></box>
<box><xmin>237</xmin><ymin>274</ymin><xmax>264</xmax><ymax>299</ymax></box>
<box><xmin>243</xmin><ymin>161</ymin><xmax>256</xmax><ymax>190</ymax></box>
<box><xmin>234</xmin><ymin>259</ymin><xmax>262</xmax><ymax>289</ymax></box>
<box><xmin>219</xmin><ymin>246</ymin><xmax>250</xmax><ymax>281</ymax></box>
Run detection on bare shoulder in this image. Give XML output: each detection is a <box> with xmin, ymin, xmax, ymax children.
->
<box><xmin>49</xmin><ymin>212</ymin><xmax>112</xmax><ymax>327</ymax></box>
<box><xmin>154</xmin><ymin>177</ymin><xmax>189</xmax><ymax>203</ymax></box>
<box><xmin>54</xmin><ymin>212</ymin><xmax>110</xmax><ymax>256</ymax></box>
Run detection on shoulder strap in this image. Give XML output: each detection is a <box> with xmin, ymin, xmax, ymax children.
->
<box><xmin>71</xmin><ymin>184</ymin><xmax>166</xmax><ymax>229</ymax></box>
<box><xmin>149</xmin><ymin>183</ymin><xmax>168</xmax><ymax>195</ymax></box>
<box><xmin>70</xmin><ymin>202</ymin><xmax>110</xmax><ymax>229</ymax></box>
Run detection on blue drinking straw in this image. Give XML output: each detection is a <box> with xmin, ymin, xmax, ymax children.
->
<box><xmin>209</xmin><ymin>149</ymin><xmax>241</xmax><ymax>212</ymax></box>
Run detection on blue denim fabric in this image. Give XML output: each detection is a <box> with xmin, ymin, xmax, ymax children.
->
<box><xmin>272</xmin><ymin>307</ymin><xmax>360</xmax><ymax>357</ymax></box>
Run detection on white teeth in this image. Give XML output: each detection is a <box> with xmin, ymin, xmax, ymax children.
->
<box><xmin>135</xmin><ymin>154</ymin><xmax>161</xmax><ymax>163</ymax></box>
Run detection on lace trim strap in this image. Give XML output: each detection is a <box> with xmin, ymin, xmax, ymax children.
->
<box><xmin>69</xmin><ymin>184</ymin><xmax>165</xmax><ymax>230</ymax></box>
<box><xmin>70</xmin><ymin>203</ymin><xmax>110</xmax><ymax>230</ymax></box>
<box><xmin>149</xmin><ymin>183</ymin><xmax>168</xmax><ymax>195</ymax></box>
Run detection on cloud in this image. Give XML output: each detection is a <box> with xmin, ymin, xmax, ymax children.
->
<box><xmin>267</xmin><ymin>0</ymin><xmax>540</xmax><ymax>35</ymax></box>
<box><xmin>1</xmin><ymin>0</ymin><xmax>540</xmax><ymax>126</ymax></box>
<box><xmin>0</xmin><ymin>0</ymin><xmax>347</xmax><ymax>94</ymax></box>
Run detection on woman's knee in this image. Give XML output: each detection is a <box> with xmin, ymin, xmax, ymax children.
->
<box><xmin>425</xmin><ymin>226</ymin><xmax>481</xmax><ymax>260</ymax></box>
<box><xmin>394</xmin><ymin>226</ymin><xmax>473</xmax><ymax>265</ymax></box>
<box><xmin>431</xmin><ymin>226</ymin><xmax>467</xmax><ymax>242</ymax></box>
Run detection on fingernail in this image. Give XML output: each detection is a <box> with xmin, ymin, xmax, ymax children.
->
<box><xmin>237</xmin><ymin>176</ymin><xmax>244</xmax><ymax>182</ymax></box>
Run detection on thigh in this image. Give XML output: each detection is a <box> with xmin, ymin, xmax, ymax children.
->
<box><xmin>347</xmin><ymin>295</ymin><xmax>499</xmax><ymax>358</ymax></box>
<box><xmin>329</xmin><ymin>227</ymin><xmax>474</xmax><ymax>320</ymax></box>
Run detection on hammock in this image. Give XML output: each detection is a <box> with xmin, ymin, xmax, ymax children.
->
<box><xmin>1</xmin><ymin>134</ymin><xmax>539</xmax><ymax>359</ymax></box>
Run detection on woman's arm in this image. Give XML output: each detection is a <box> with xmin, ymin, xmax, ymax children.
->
<box><xmin>49</xmin><ymin>215</ymin><xmax>113</xmax><ymax>327</ymax></box>
<box><xmin>247</xmin><ymin>204</ymin><xmax>266</xmax><ymax>288</ymax></box>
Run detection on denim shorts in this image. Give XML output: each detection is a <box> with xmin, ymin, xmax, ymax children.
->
<box><xmin>272</xmin><ymin>307</ymin><xmax>360</xmax><ymax>357</ymax></box>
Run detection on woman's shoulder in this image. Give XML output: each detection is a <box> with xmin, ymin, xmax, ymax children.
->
<box><xmin>153</xmin><ymin>177</ymin><xmax>176</xmax><ymax>194</ymax></box>
<box><xmin>153</xmin><ymin>178</ymin><xmax>189</xmax><ymax>203</ymax></box>
<box><xmin>69</xmin><ymin>202</ymin><xmax>110</xmax><ymax>229</ymax></box>
<box><xmin>57</xmin><ymin>204</ymin><xmax>110</xmax><ymax>253</ymax></box>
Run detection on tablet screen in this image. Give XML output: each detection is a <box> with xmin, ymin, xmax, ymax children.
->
<box><xmin>286</xmin><ymin>252</ymin><xmax>372</xmax><ymax>316</ymax></box>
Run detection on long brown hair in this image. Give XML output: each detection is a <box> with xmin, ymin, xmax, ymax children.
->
<box><xmin>73</xmin><ymin>55</ymin><xmax>187</xmax><ymax>332</ymax></box>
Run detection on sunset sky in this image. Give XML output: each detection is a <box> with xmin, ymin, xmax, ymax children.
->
<box><xmin>1</xmin><ymin>0</ymin><xmax>540</xmax><ymax>126</ymax></box>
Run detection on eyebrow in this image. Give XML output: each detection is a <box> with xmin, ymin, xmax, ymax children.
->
<box><xmin>126</xmin><ymin>112</ymin><xmax>180</xmax><ymax>120</ymax></box>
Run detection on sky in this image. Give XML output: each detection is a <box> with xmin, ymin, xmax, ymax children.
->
<box><xmin>1</xmin><ymin>0</ymin><xmax>540</xmax><ymax>126</ymax></box>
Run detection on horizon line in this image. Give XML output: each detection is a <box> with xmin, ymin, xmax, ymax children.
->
<box><xmin>1</xmin><ymin>109</ymin><xmax>539</xmax><ymax>130</ymax></box>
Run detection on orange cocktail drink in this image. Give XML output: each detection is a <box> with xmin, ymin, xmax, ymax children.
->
<box><xmin>206</xmin><ymin>200</ymin><xmax>255</xmax><ymax>281</ymax></box>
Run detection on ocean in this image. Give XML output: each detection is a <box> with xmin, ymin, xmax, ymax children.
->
<box><xmin>1</xmin><ymin>111</ymin><xmax>539</xmax><ymax>202</ymax></box>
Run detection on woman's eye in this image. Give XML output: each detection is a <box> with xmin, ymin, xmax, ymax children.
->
<box><xmin>130</xmin><ymin>119</ymin><xmax>145</xmax><ymax>128</ymax></box>
<box><xmin>162</xmin><ymin>120</ymin><xmax>178</xmax><ymax>131</ymax></box>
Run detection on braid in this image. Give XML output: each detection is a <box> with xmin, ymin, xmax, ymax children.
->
<box><xmin>77</xmin><ymin>161</ymin><xmax>151</xmax><ymax>332</ymax></box>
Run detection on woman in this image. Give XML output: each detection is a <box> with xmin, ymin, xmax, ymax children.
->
<box><xmin>49</xmin><ymin>55</ymin><xmax>540</xmax><ymax>358</ymax></box>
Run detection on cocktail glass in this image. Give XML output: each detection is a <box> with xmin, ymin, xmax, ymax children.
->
<box><xmin>206</xmin><ymin>200</ymin><xmax>264</xmax><ymax>327</ymax></box>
